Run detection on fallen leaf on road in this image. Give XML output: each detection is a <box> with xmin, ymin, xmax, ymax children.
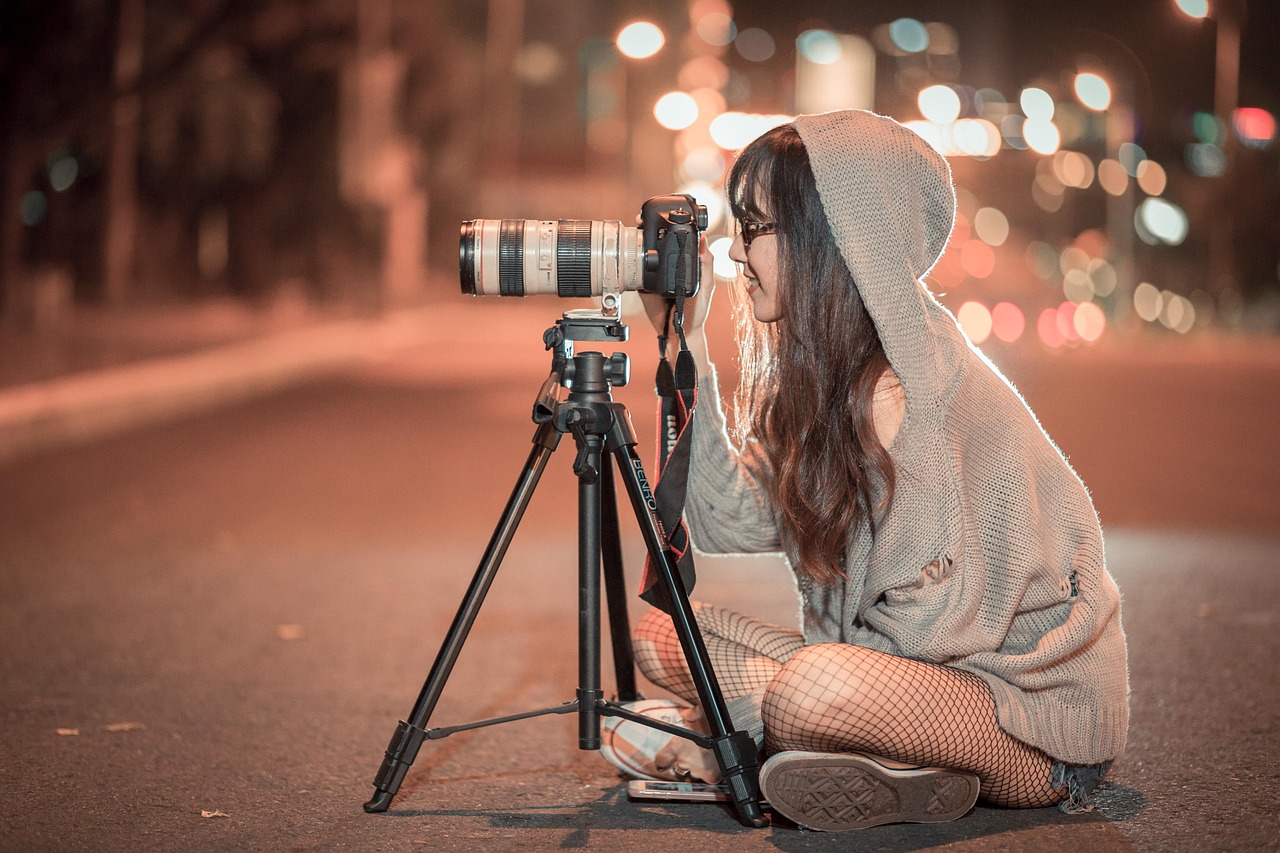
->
<box><xmin>201</xmin><ymin>809</ymin><xmax>231</xmax><ymax>818</ymax></box>
<box><xmin>56</xmin><ymin>728</ymin><xmax>79</xmax><ymax>736</ymax></box>
<box><xmin>276</xmin><ymin>624</ymin><xmax>305</xmax><ymax>640</ymax></box>
<box><xmin>105</xmin><ymin>721</ymin><xmax>146</xmax><ymax>732</ymax></box>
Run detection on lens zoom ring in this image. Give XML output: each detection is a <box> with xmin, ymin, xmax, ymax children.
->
<box><xmin>498</xmin><ymin>220</ymin><xmax>525</xmax><ymax>296</ymax></box>
<box><xmin>557</xmin><ymin>221</ymin><xmax>592</xmax><ymax>297</ymax></box>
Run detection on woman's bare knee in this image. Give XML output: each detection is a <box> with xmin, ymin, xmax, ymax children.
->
<box><xmin>761</xmin><ymin>643</ymin><xmax>864</xmax><ymax>748</ymax></box>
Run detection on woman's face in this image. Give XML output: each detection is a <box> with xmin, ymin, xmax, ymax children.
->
<box><xmin>729</xmin><ymin>214</ymin><xmax>781</xmax><ymax>323</ymax></box>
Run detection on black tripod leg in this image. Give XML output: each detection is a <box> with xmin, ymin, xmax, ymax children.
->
<box><xmin>576</xmin><ymin>434</ymin><xmax>604</xmax><ymax>750</ymax></box>
<box><xmin>599</xmin><ymin>462</ymin><xmax>639</xmax><ymax>702</ymax></box>
<box><xmin>364</xmin><ymin>423</ymin><xmax>562</xmax><ymax>813</ymax></box>
<box><xmin>608</xmin><ymin>443</ymin><xmax>769</xmax><ymax>828</ymax></box>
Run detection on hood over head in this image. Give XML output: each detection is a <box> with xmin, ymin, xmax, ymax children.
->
<box><xmin>792</xmin><ymin>110</ymin><xmax>959</xmax><ymax>398</ymax></box>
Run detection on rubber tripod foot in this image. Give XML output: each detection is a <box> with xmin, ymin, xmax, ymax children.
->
<box><xmin>364</xmin><ymin>790</ymin><xmax>395</xmax><ymax>813</ymax></box>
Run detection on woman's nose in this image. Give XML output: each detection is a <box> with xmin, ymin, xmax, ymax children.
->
<box><xmin>728</xmin><ymin>232</ymin><xmax>747</xmax><ymax>264</ymax></box>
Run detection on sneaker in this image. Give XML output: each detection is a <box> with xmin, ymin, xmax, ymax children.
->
<box><xmin>599</xmin><ymin>699</ymin><xmax>692</xmax><ymax>782</ymax></box>
<box><xmin>758</xmin><ymin>751</ymin><xmax>979</xmax><ymax>831</ymax></box>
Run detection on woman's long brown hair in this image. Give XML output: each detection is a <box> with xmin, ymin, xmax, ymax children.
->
<box><xmin>727</xmin><ymin>124</ymin><xmax>896</xmax><ymax>585</ymax></box>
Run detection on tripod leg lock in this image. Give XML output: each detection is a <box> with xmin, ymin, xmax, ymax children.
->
<box><xmin>711</xmin><ymin>731</ymin><xmax>771</xmax><ymax>828</ymax></box>
<box><xmin>364</xmin><ymin>719</ymin><xmax>427</xmax><ymax>812</ymax></box>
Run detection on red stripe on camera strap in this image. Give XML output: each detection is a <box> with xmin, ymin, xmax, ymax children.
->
<box><xmin>640</xmin><ymin>302</ymin><xmax>698</xmax><ymax>615</ymax></box>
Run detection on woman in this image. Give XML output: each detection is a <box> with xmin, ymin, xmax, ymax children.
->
<box><xmin>601</xmin><ymin>110</ymin><xmax>1129</xmax><ymax>832</ymax></box>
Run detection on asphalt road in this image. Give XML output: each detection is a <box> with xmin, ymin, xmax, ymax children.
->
<box><xmin>2</xmin><ymin>306</ymin><xmax>1278</xmax><ymax>851</ymax></box>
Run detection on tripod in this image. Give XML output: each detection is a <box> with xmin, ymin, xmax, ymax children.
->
<box><xmin>362</xmin><ymin>314</ymin><xmax>768</xmax><ymax>828</ymax></box>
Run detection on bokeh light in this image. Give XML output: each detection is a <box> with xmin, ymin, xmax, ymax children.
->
<box><xmin>710</xmin><ymin>235</ymin><xmax>737</xmax><ymax>279</ymax></box>
<box><xmin>919</xmin><ymin>85</ymin><xmax>962</xmax><ymax>123</ymax></box>
<box><xmin>1118</xmin><ymin>142</ymin><xmax>1147</xmax><ymax>176</ymax></box>
<box><xmin>654</xmin><ymin>92</ymin><xmax>699</xmax><ymax>130</ymax></box>
<box><xmin>1023</xmin><ymin>119</ymin><xmax>1061</xmax><ymax>155</ymax></box>
<box><xmin>49</xmin><ymin>155</ymin><xmax>79</xmax><ymax>192</ymax></box>
<box><xmin>1063</xmin><ymin>268</ymin><xmax>1094</xmax><ymax>303</ymax></box>
<box><xmin>1038</xmin><ymin>307</ymin><xmax>1065</xmax><ymax>348</ymax></box>
<box><xmin>1097</xmin><ymin>159</ymin><xmax>1129</xmax><ymax>195</ymax></box>
<box><xmin>1160</xmin><ymin>293</ymin><xmax>1197</xmax><ymax>334</ymax></box>
<box><xmin>797</xmin><ymin>30</ymin><xmax>842</xmax><ymax>64</ymax></box>
<box><xmin>1053</xmin><ymin>150</ymin><xmax>1095</xmax><ymax>188</ymax></box>
<box><xmin>734</xmin><ymin>28</ymin><xmax>775</xmax><ymax>62</ymax></box>
<box><xmin>1136</xmin><ymin>160</ymin><xmax>1167</xmax><ymax>195</ymax></box>
<box><xmin>1136</xmin><ymin>198</ymin><xmax>1189</xmax><ymax>245</ymax></box>
<box><xmin>1134</xmin><ymin>282</ymin><xmax>1162</xmax><ymax>322</ymax></box>
<box><xmin>1074</xmin><ymin>73</ymin><xmax>1111</xmax><ymax>111</ymax></box>
<box><xmin>1073</xmin><ymin>302</ymin><xmax>1106</xmax><ymax>341</ymax></box>
<box><xmin>974</xmin><ymin>207</ymin><xmax>1010</xmax><ymax>246</ymax></box>
<box><xmin>1175</xmin><ymin>0</ymin><xmax>1209</xmax><ymax>18</ymax></box>
<box><xmin>1056</xmin><ymin>302</ymin><xmax>1081</xmax><ymax>343</ymax></box>
<box><xmin>1192</xmin><ymin>111</ymin><xmax>1222</xmax><ymax>144</ymax></box>
<box><xmin>954</xmin><ymin>119</ymin><xmax>1001</xmax><ymax>157</ymax></box>
<box><xmin>1234</xmin><ymin>107</ymin><xmax>1277</xmax><ymax>147</ymax></box>
<box><xmin>889</xmin><ymin>18</ymin><xmax>929</xmax><ymax>53</ymax></box>
<box><xmin>1020</xmin><ymin>87</ymin><xmax>1055</xmax><ymax>121</ymax></box>
<box><xmin>991</xmin><ymin>302</ymin><xmax>1026</xmax><ymax>342</ymax></box>
<box><xmin>958</xmin><ymin>301</ymin><xmax>993</xmax><ymax>343</ymax></box>
<box><xmin>961</xmin><ymin>239</ymin><xmax>996</xmax><ymax>278</ymax></box>
<box><xmin>696</xmin><ymin>11</ymin><xmax>736</xmax><ymax>47</ymax></box>
<box><xmin>709</xmin><ymin>112</ymin><xmax>792</xmax><ymax>150</ymax></box>
<box><xmin>1185</xmin><ymin>142</ymin><xmax>1227</xmax><ymax>177</ymax></box>
<box><xmin>1088</xmin><ymin>258</ymin><xmax>1118</xmax><ymax>297</ymax></box>
<box><xmin>617</xmin><ymin>22</ymin><xmax>664</xmax><ymax>59</ymax></box>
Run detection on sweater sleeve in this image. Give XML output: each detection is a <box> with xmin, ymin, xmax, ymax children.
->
<box><xmin>684</xmin><ymin>362</ymin><xmax>783</xmax><ymax>555</ymax></box>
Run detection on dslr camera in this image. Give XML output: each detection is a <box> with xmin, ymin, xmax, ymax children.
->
<box><xmin>459</xmin><ymin>194</ymin><xmax>707</xmax><ymax>315</ymax></box>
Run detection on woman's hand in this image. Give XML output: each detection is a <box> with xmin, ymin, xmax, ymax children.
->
<box><xmin>652</xmin><ymin>703</ymin><xmax>723</xmax><ymax>783</ymax></box>
<box><xmin>635</xmin><ymin>237</ymin><xmax>716</xmax><ymax>337</ymax></box>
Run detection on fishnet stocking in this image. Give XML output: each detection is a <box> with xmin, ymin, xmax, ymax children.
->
<box><xmin>633</xmin><ymin>602</ymin><xmax>804</xmax><ymax>702</ymax></box>
<box><xmin>633</xmin><ymin>604</ymin><xmax>1064</xmax><ymax>809</ymax></box>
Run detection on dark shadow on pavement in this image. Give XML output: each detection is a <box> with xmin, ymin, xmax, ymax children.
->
<box><xmin>378</xmin><ymin>779</ymin><xmax>1148</xmax><ymax>850</ymax></box>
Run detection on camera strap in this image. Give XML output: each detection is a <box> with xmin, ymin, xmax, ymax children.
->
<box><xmin>639</xmin><ymin>295</ymin><xmax>699</xmax><ymax>615</ymax></box>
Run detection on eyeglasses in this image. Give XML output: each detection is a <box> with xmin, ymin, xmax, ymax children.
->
<box><xmin>739</xmin><ymin>219</ymin><xmax>777</xmax><ymax>248</ymax></box>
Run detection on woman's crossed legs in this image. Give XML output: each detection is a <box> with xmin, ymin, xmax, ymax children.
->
<box><xmin>631</xmin><ymin>603</ymin><xmax>1063</xmax><ymax>808</ymax></box>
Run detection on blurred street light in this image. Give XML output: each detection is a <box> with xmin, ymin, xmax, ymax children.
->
<box><xmin>1074</xmin><ymin>73</ymin><xmax>1113</xmax><ymax>111</ymax></box>
<box><xmin>616</xmin><ymin>21</ymin><xmax>665</xmax><ymax>60</ymax></box>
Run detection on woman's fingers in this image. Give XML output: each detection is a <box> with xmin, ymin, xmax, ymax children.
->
<box><xmin>652</xmin><ymin>725</ymin><xmax>723</xmax><ymax>783</ymax></box>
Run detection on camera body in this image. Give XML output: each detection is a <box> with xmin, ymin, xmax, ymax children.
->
<box><xmin>639</xmin><ymin>194</ymin><xmax>706</xmax><ymax>299</ymax></box>
<box><xmin>459</xmin><ymin>194</ymin><xmax>707</xmax><ymax>310</ymax></box>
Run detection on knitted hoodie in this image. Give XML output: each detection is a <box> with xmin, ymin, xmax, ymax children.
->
<box><xmin>687</xmin><ymin>110</ymin><xmax>1129</xmax><ymax>767</ymax></box>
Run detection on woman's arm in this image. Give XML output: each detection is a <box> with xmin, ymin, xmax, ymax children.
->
<box><xmin>638</xmin><ymin>291</ymin><xmax>783</xmax><ymax>555</ymax></box>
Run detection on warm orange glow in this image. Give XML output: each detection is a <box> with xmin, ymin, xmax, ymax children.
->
<box><xmin>1073</xmin><ymin>302</ymin><xmax>1106</xmax><ymax>341</ymax></box>
<box><xmin>1037</xmin><ymin>308</ymin><xmax>1065</xmax><ymax>348</ymax></box>
<box><xmin>992</xmin><ymin>302</ymin><xmax>1026</xmax><ymax>342</ymax></box>
<box><xmin>960</xmin><ymin>239</ymin><xmax>996</xmax><ymax>279</ymax></box>
<box><xmin>1056</xmin><ymin>302</ymin><xmax>1081</xmax><ymax>343</ymax></box>
<box><xmin>958</xmin><ymin>301</ymin><xmax>993</xmax><ymax>343</ymax></box>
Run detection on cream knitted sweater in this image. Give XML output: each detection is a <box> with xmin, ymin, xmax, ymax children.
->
<box><xmin>687</xmin><ymin>110</ymin><xmax>1129</xmax><ymax>766</ymax></box>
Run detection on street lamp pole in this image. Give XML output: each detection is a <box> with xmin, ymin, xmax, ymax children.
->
<box><xmin>1177</xmin><ymin>0</ymin><xmax>1248</xmax><ymax>295</ymax></box>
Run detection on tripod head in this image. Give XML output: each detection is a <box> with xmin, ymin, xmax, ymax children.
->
<box><xmin>535</xmin><ymin>313</ymin><xmax>631</xmax><ymax>425</ymax></box>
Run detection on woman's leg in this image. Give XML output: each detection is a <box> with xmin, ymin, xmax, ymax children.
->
<box><xmin>631</xmin><ymin>603</ymin><xmax>804</xmax><ymax>704</ymax></box>
<box><xmin>762</xmin><ymin>643</ymin><xmax>1063</xmax><ymax>808</ymax></box>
